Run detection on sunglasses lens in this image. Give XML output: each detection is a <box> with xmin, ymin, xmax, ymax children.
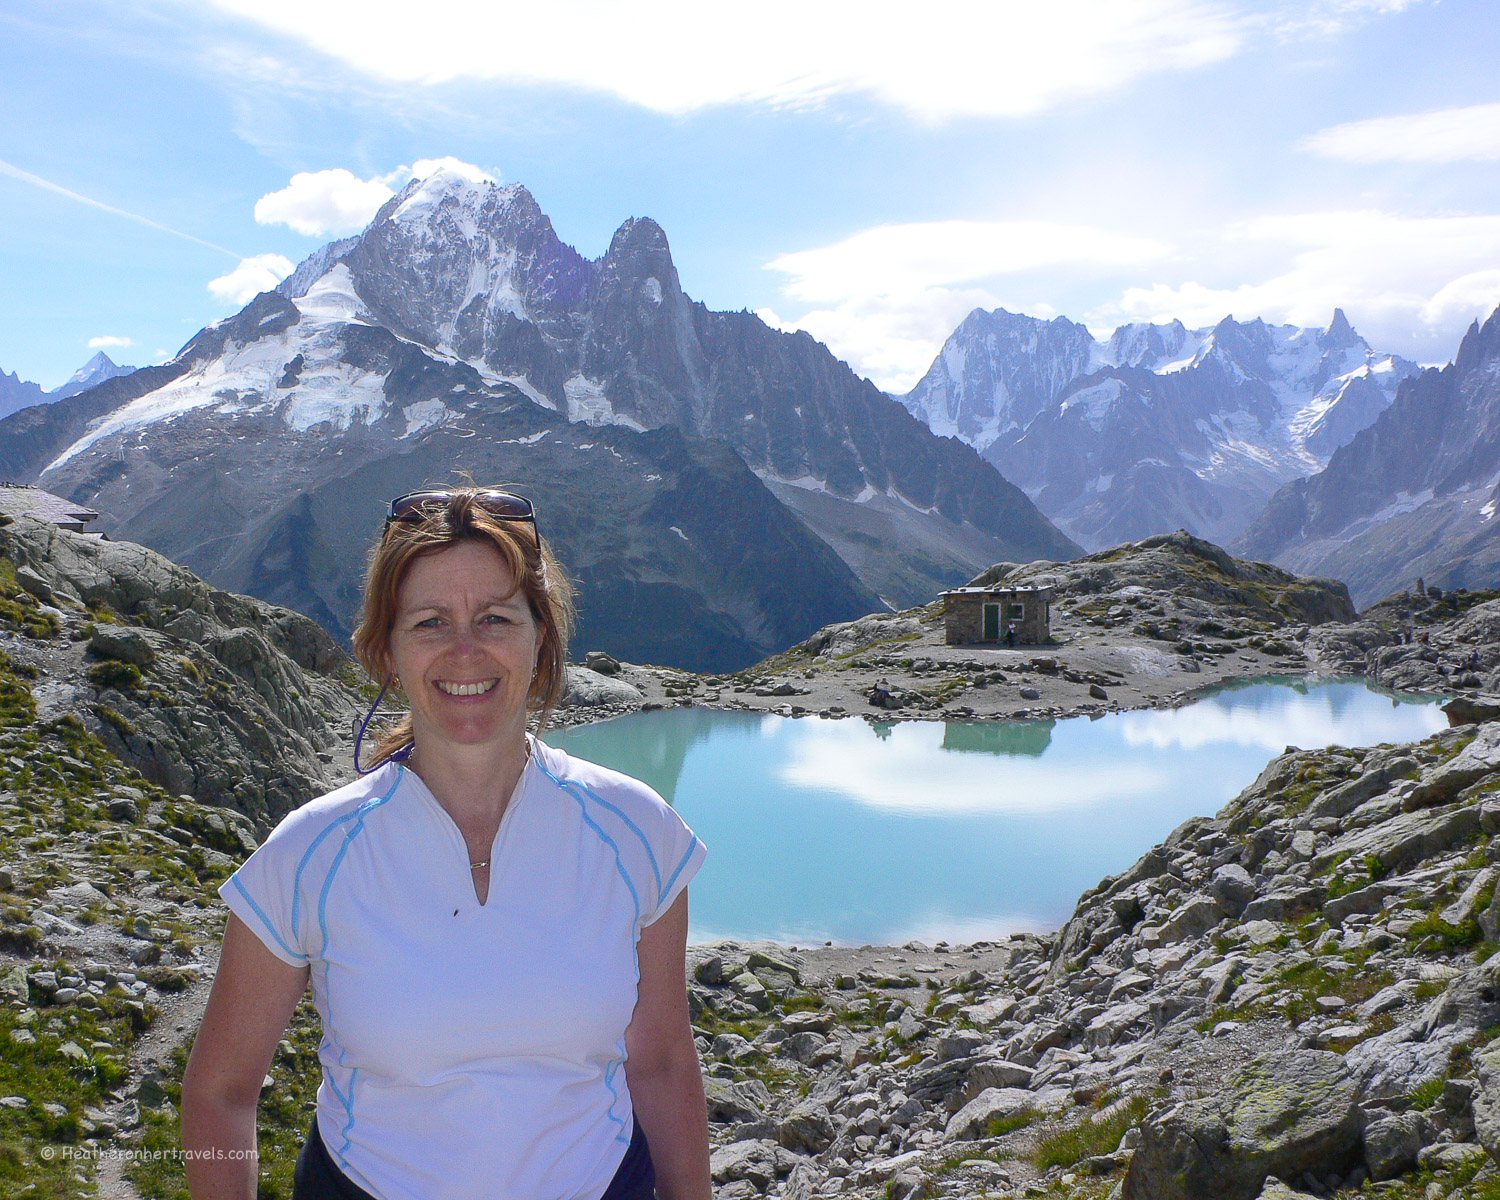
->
<box><xmin>474</xmin><ymin>491</ymin><xmax>534</xmax><ymax>519</ymax></box>
<box><xmin>389</xmin><ymin>491</ymin><xmax>449</xmax><ymax>520</ymax></box>
<box><xmin>387</xmin><ymin>490</ymin><xmax>536</xmax><ymax>524</ymax></box>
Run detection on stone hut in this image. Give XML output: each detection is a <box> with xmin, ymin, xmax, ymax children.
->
<box><xmin>0</xmin><ymin>483</ymin><xmax>99</xmax><ymax>532</ymax></box>
<box><xmin>942</xmin><ymin>585</ymin><xmax>1056</xmax><ymax>646</ymax></box>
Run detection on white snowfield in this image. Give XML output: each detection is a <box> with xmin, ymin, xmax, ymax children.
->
<box><xmin>44</xmin><ymin>264</ymin><xmax>403</xmax><ymax>472</ymax></box>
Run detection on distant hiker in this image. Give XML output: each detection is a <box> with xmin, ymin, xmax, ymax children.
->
<box><xmin>1006</xmin><ymin>621</ymin><xmax>1016</xmax><ymax>648</ymax></box>
<box><xmin>183</xmin><ymin>487</ymin><xmax>706</xmax><ymax>1200</ymax></box>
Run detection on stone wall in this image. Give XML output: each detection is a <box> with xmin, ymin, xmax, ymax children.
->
<box><xmin>944</xmin><ymin>589</ymin><xmax>1052</xmax><ymax>645</ymax></box>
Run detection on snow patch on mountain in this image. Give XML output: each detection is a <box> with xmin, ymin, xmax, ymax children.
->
<box><xmin>45</xmin><ymin>282</ymin><xmax>397</xmax><ymax>468</ymax></box>
<box><xmin>564</xmin><ymin>374</ymin><xmax>644</xmax><ymax>430</ymax></box>
<box><xmin>399</xmin><ymin>400</ymin><xmax>454</xmax><ymax>439</ymax></box>
<box><xmin>1058</xmin><ymin>378</ymin><xmax>1128</xmax><ymax>433</ymax></box>
<box><xmin>295</xmin><ymin>264</ymin><xmax>369</xmax><ymax>324</ymax></box>
<box><xmin>281</xmin><ymin>364</ymin><xmax>389</xmax><ymax>433</ymax></box>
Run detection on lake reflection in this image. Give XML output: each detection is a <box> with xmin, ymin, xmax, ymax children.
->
<box><xmin>546</xmin><ymin>679</ymin><xmax>1447</xmax><ymax>945</ymax></box>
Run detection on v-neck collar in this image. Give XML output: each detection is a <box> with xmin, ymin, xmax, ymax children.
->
<box><xmin>399</xmin><ymin>741</ymin><xmax>535</xmax><ymax>908</ymax></box>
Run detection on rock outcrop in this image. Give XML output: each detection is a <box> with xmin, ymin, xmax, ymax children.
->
<box><xmin>0</xmin><ymin>514</ymin><xmax>361</xmax><ymax>820</ymax></box>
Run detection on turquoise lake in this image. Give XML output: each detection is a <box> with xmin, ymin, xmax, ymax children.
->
<box><xmin>545</xmin><ymin>678</ymin><xmax>1448</xmax><ymax>945</ymax></box>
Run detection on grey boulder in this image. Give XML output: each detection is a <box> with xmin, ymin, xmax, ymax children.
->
<box><xmin>1122</xmin><ymin>1051</ymin><xmax>1361</xmax><ymax>1200</ymax></box>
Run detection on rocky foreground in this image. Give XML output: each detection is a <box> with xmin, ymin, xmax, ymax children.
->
<box><xmin>684</xmin><ymin>710</ymin><xmax>1500</xmax><ymax>1200</ymax></box>
<box><xmin>0</xmin><ymin>514</ymin><xmax>360</xmax><ymax>1197</ymax></box>
<box><xmin>3</xmin><ymin>516</ymin><xmax>1500</xmax><ymax>1198</ymax></box>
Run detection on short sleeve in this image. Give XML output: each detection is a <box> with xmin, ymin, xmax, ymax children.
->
<box><xmin>219</xmin><ymin>818</ymin><xmax>315</xmax><ymax>967</ymax></box>
<box><xmin>640</xmin><ymin>799</ymin><xmax>707</xmax><ymax>927</ymax></box>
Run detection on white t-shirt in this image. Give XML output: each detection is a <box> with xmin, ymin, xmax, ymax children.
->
<box><xmin>219</xmin><ymin>737</ymin><xmax>706</xmax><ymax>1200</ymax></box>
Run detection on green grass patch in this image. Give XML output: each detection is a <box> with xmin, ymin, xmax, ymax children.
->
<box><xmin>1032</xmin><ymin>1093</ymin><xmax>1150</xmax><ymax>1170</ymax></box>
<box><xmin>984</xmin><ymin>1106</ymin><xmax>1041</xmax><ymax>1137</ymax></box>
<box><xmin>87</xmin><ymin>660</ymin><xmax>142</xmax><ymax>691</ymax></box>
<box><xmin>0</xmin><ymin>993</ymin><xmax>149</xmax><ymax>1198</ymax></box>
<box><xmin>1406</xmin><ymin>912</ymin><xmax>1484</xmax><ymax>955</ymax></box>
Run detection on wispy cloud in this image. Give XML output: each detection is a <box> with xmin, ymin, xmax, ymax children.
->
<box><xmin>87</xmin><ymin>336</ymin><xmax>134</xmax><ymax>350</ymax></box>
<box><xmin>1093</xmin><ymin>210</ymin><xmax>1500</xmax><ymax>349</ymax></box>
<box><xmin>762</xmin><ymin>220</ymin><xmax>1170</xmax><ymax>390</ymax></box>
<box><xmin>1303</xmin><ymin>102</ymin><xmax>1500</xmax><ymax>163</ymax></box>
<box><xmin>0</xmin><ymin>157</ymin><xmax>241</xmax><ymax>260</ymax></box>
<box><xmin>207</xmin><ymin>253</ymin><xmax>295</xmax><ymax>305</ymax></box>
<box><xmin>204</xmin><ymin>0</ymin><xmax>1246</xmax><ymax>121</ymax></box>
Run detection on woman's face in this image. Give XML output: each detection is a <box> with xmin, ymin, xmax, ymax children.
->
<box><xmin>387</xmin><ymin>540</ymin><xmax>543</xmax><ymax>754</ymax></box>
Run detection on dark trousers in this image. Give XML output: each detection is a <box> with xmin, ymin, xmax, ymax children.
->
<box><xmin>292</xmin><ymin>1115</ymin><xmax>656</xmax><ymax>1200</ymax></box>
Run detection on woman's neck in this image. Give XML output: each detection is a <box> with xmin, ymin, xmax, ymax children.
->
<box><xmin>407</xmin><ymin>731</ymin><xmax>531</xmax><ymax>826</ymax></box>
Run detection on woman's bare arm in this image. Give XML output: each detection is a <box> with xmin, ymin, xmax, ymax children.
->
<box><xmin>624</xmin><ymin>889</ymin><xmax>711</xmax><ymax>1200</ymax></box>
<box><xmin>181</xmin><ymin>913</ymin><xmax>310</xmax><ymax>1200</ymax></box>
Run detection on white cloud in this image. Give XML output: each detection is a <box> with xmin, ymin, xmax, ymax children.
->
<box><xmin>1093</xmin><ymin>210</ymin><xmax>1500</xmax><ymax>352</ymax></box>
<box><xmin>1116</xmin><ymin>688</ymin><xmax>1444</xmax><ymax>752</ymax></box>
<box><xmin>778</xmin><ymin>718</ymin><xmax>1170</xmax><ymax>815</ymax></box>
<box><xmin>759</xmin><ymin>289</ymin><xmax>1007</xmax><ymax>393</ymax></box>
<box><xmin>204</xmin><ymin>0</ymin><xmax>1245</xmax><ymax>121</ymax></box>
<box><xmin>254</xmin><ymin>167</ymin><xmax>395</xmax><ymax>236</ymax></box>
<box><xmin>87</xmin><ymin>335</ymin><xmax>134</xmax><ymax>350</ymax></box>
<box><xmin>763</xmin><ymin>220</ymin><xmax>1169</xmax><ymax>390</ymax></box>
<box><xmin>253</xmin><ymin>157</ymin><xmax>498</xmax><ymax>236</ymax></box>
<box><xmin>1303</xmin><ymin>102</ymin><xmax>1500</xmax><ymax>163</ymax></box>
<box><xmin>207</xmin><ymin>253</ymin><xmax>295</xmax><ymax>305</ymax></box>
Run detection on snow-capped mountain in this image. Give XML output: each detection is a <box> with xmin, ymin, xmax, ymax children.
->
<box><xmin>303</xmin><ymin>173</ymin><xmax>1078</xmax><ymax>601</ymax></box>
<box><xmin>1238</xmin><ymin>306</ymin><xmax>1500</xmax><ymax>607</ymax></box>
<box><xmin>52</xmin><ymin>351</ymin><xmax>136</xmax><ymax>400</ymax></box>
<box><xmin>2</xmin><ymin>170</ymin><xmax>1077</xmax><ymax>667</ymax></box>
<box><xmin>5</xmin><ymin>291</ymin><xmax>879</xmax><ymax>671</ymax></box>
<box><xmin>900</xmin><ymin>307</ymin><xmax>1418</xmax><ymax>551</ymax></box>
<box><xmin>0</xmin><ymin>352</ymin><xmax>137</xmax><ymax>420</ymax></box>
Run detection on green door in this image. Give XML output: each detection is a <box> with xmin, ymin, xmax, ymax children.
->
<box><xmin>983</xmin><ymin>603</ymin><xmax>1000</xmax><ymax>640</ymax></box>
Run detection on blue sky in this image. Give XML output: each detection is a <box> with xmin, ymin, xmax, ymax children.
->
<box><xmin>3</xmin><ymin>0</ymin><xmax>1500</xmax><ymax>391</ymax></box>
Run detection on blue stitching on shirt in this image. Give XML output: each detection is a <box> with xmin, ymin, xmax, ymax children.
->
<box><xmin>534</xmin><ymin>759</ymin><xmax>642</xmax><ymax>924</ymax></box>
<box><xmin>658</xmin><ymin>835</ymin><xmax>700</xmax><ymax>915</ymax></box>
<box><xmin>534</xmin><ymin>757</ymin><xmax>638</xmax><ymax>1142</ymax></box>
<box><xmin>228</xmin><ymin>875</ymin><xmax>309</xmax><ymax>962</ymax></box>
<box><xmin>565</xmin><ymin>784</ymin><xmax>664</xmax><ymax>896</ymax></box>
<box><xmin>310</xmin><ymin>769</ymin><xmax>403</xmax><ymax>1166</ymax></box>
<box><xmin>289</xmin><ymin>766</ymin><xmax>400</xmax><ymax>945</ymax></box>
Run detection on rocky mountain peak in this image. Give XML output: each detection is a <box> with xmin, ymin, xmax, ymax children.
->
<box><xmin>6</xmin><ymin>171</ymin><xmax>1078</xmax><ymax>645</ymax></box>
<box><xmin>903</xmin><ymin>303</ymin><xmax>1420</xmax><ymax>553</ymax></box>
<box><xmin>1105</xmin><ymin>319</ymin><xmax>1194</xmax><ymax>370</ymax></box>
<box><xmin>1238</xmin><ymin>301</ymin><xmax>1500</xmax><ymax>605</ymax></box>
<box><xmin>595</xmin><ymin>215</ymin><xmax>684</xmax><ymax>306</ymax></box>
<box><xmin>336</xmin><ymin>172</ymin><xmax>594</xmax><ymax>357</ymax></box>
<box><xmin>1321</xmin><ymin>306</ymin><xmax>1361</xmax><ymax>351</ymax></box>
<box><xmin>607</xmin><ymin>215</ymin><xmax>671</xmax><ymax>255</ymax></box>
<box><xmin>1455</xmin><ymin>306</ymin><xmax>1500</xmax><ymax>375</ymax></box>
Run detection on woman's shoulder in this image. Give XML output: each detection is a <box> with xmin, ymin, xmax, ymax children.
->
<box><xmin>258</xmin><ymin>763</ymin><xmax>410</xmax><ymax>853</ymax></box>
<box><xmin>529</xmin><ymin>739</ymin><xmax>669</xmax><ymax>815</ymax></box>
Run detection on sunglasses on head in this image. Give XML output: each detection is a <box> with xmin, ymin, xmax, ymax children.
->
<box><xmin>384</xmin><ymin>489</ymin><xmax>540</xmax><ymax>543</ymax></box>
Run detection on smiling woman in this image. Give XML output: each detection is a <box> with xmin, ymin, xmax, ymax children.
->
<box><xmin>180</xmin><ymin>487</ymin><xmax>711</xmax><ymax>1200</ymax></box>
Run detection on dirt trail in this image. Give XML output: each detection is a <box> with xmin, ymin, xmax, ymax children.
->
<box><xmin>94</xmin><ymin>947</ymin><xmax>219</xmax><ymax>1200</ymax></box>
